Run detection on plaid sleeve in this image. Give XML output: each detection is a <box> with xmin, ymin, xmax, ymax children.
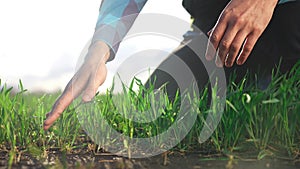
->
<box><xmin>92</xmin><ymin>0</ymin><xmax>147</xmax><ymax>61</ymax></box>
<box><xmin>279</xmin><ymin>0</ymin><xmax>298</xmax><ymax>4</ymax></box>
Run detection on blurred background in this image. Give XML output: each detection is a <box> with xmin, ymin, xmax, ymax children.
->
<box><xmin>0</xmin><ymin>0</ymin><xmax>191</xmax><ymax>93</ymax></box>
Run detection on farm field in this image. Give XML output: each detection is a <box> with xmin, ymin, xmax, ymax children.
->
<box><xmin>0</xmin><ymin>63</ymin><xmax>300</xmax><ymax>169</ymax></box>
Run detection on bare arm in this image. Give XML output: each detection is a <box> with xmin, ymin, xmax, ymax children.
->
<box><xmin>43</xmin><ymin>41</ymin><xmax>110</xmax><ymax>130</ymax></box>
<box><xmin>43</xmin><ymin>0</ymin><xmax>148</xmax><ymax>130</ymax></box>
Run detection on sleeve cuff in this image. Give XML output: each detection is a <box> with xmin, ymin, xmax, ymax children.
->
<box><xmin>92</xmin><ymin>24</ymin><xmax>122</xmax><ymax>62</ymax></box>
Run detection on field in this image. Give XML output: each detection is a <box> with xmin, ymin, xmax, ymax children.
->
<box><xmin>0</xmin><ymin>63</ymin><xmax>300</xmax><ymax>169</ymax></box>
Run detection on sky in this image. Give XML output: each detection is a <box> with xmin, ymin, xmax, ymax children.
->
<box><xmin>0</xmin><ymin>0</ymin><xmax>191</xmax><ymax>93</ymax></box>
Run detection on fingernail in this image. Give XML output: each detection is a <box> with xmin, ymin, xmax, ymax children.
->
<box><xmin>216</xmin><ymin>61</ymin><xmax>223</xmax><ymax>67</ymax></box>
<box><xmin>236</xmin><ymin>58</ymin><xmax>242</xmax><ymax>65</ymax></box>
<box><xmin>205</xmin><ymin>51</ymin><xmax>213</xmax><ymax>60</ymax></box>
<box><xmin>207</xmin><ymin>30</ymin><xmax>212</xmax><ymax>36</ymax></box>
<box><xmin>225</xmin><ymin>62</ymin><xmax>232</xmax><ymax>67</ymax></box>
<box><xmin>225</xmin><ymin>61</ymin><xmax>231</xmax><ymax>67</ymax></box>
<box><xmin>83</xmin><ymin>94</ymin><xmax>91</xmax><ymax>102</ymax></box>
<box><xmin>43</xmin><ymin>122</ymin><xmax>48</xmax><ymax>131</ymax></box>
<box><xmin>225</xmin><ymin>55</ymin><xmax>231</xmax><ymax>67</ymax></box>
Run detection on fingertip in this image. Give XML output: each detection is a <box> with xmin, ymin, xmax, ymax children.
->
<box><xmin>43</xmin><ymin>113</ymin><xmax>57</xmax><ymax>131</ymax></box>
<box><xmin>225</xmin><ymin>61</ymin><xmax>233</xmax><ymax>67</ymax></box>
<box><xmin>207</xmin><ymin>30</ymin><xmax>212</xmax><ymax>36</ymax></box>
<box><xmin>44</xmin><ymin>126</ymin><xmax>50</xmax><ymax>131</ymax></box>
<box><xmin>225</xmin><ymin>56</ymin><xmax>233</xmax><ymax>67</ymax></box>
<box><xmin>205</xmin><ymin>48</ymin><xmax>214</xmax><ymax>61</ymax></box>
<box><xmin>236</xmin><ymin>59</ymin><xmax>243</xmax><ymax>65</ymax></box>
<box><xmin>82</xmin><ymin>94</ymin><xmax>92</xmax><ymax>102</ymax></box>
<box><xmin>206</xmin><ymin>55</ymin><xmax>213</xmax><ymax>61</ymax></box>
<box><xmin>205</xmin><ymin>43</ymin><xmax>216</xmax><ymax>61</ymax></box>
<box><xmin>43</xmin><ymin>125</ymin><xmax>48</xmax><ymax>131</ymax></box>
<box><xmin>215</xmin><ymin>55</ymin><xmax>224</xmax><ymax>68</ymax></box>
<box><xmin>215</xmin><ymin>60</ymin><xmax>224</xmax><ymax>68</ymax></box>
<box><xmin>43</xmin><ymin>121</ymin><xmax>50</xmax><ymax>131</ymax></box>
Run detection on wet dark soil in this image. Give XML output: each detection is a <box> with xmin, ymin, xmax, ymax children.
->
<box><xmin>1</xmin><ymin>151</ymin><xmax>299</xmax><ymax>169</ymax></box>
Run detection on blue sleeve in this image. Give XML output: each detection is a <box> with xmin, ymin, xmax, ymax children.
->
<box><xmin>278</xmin><ymin>0</ymin><xmax>298</xmax><ymax>4</ymax></box>
<box><xmin>92</xmin><ymin>0</ymin><xmax>147</xmax><ymax>61</ymax></box>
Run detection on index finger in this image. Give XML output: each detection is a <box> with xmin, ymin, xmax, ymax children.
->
<box><xmin>43</xmin><ymin>82</ymin><xmax>75</xmax><ymax>130</ymax></box>
<box><xmin>43</xmin><ymin>74</ymin><xmax>87</xmax><ymax>130</ymax></box>
<box><xmin>205</xmin><ymin>16</ymin><xmax>227</xmax><ymax>61</ymax></box>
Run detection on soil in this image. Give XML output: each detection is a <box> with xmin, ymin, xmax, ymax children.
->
<box><xmin>0</xmin><ymin>151</ymin><xmax>299</xmax><ymax>169</ymax></box>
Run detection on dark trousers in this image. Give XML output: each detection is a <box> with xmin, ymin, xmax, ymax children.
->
<box><xmin>146</xmin><ymin>1</ymin><xmax>300</xmax><ymax>98</ymax></box>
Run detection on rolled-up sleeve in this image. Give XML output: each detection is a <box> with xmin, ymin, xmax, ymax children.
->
<box><xmin>92</xmin><ymin>0</ymin><xmax>147</xmax><ymax>61</ymax></box>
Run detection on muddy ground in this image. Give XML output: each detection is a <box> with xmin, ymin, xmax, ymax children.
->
<box><xmin>1</xmin><ymin>151</ymin><xmax>299</xmax><ymax>169</ymax></box>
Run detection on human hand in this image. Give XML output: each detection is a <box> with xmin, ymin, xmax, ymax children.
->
<box><xmin>43</xmin><ymin>41</ymin><xmax>110</xmax><ymax>130</ymax></box>
<box><xmin>205</xmin><ymin>0</ymin><xmax>277</xmax><ymax>67</ymax></box>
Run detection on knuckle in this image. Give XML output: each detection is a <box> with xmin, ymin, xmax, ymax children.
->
<box><xmin>54</xmin><ymin>101</ymin><xmax>65</xmax><ymax>114</ymax></box>
<box><xmin>230</xmin><ymin>44</ymin><xmax>240</xmax><ymax>52</ymax></box>
<box><xmin>243</xmin><ymin>45</ymin><xmax>252</xmax><ymax>54</ymax></box>
<box><xmin>220</xmin><ymin>40</ymin><xmax>230</xmax><ymax>49</ymax></box>
<box><xmin>222</xmin><ymin>9</ymin><xmax>229</xmax><ymax>16</ymax></box>
<box><xmin>234</xmin><ymin>17</ymin><xmax>245</xmax><ymax>25</ymax></box>
<box><xmin>252</xmin><ymin>27</ymin><xmax>263</xmax><ymax>34</ymax></box>
<box><xmin>220</xmin><ymin>13</ymin><xmax>228</xmax><ymax>21</ymax></box>
<box><xmin>210</xmin><ymin>34</ymin><xmax>219</xmax><ymax>43</ymax></box>
<box><xmin>85</xmin><ymin>87</ymin><xmax>96</xmax><ymax>94</ymax></box>
<box><xmin>222</xmin><ymin>9</ymin><xmax>232</xmax><ymax>19</ymax></box>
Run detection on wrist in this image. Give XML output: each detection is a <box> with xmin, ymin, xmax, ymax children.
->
<box><xmin>87</xmin><ymin>41</ymin><xmax>110</xmax><ymax>64</ymax></box>
<box><xmin>269</xmin><ymin>0</ymin><xmax>279</xmax><ymax>8</ymax></box>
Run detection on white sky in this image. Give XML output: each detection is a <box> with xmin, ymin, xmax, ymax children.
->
<box><xmin>0</xmin><ymin>0</ymin><xmax>191</xmax><ymax>93</ymax></box>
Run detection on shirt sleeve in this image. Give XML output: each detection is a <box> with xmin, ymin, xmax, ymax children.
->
<box><xmin>278</xmin><ymin>0</ymin><xmax>298</xmax><ymax>4</ymax></box>
<box><xmin>92</xmin><ymin>0</ymin><xmax>148</xmax><ymax>61</ymax></box>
